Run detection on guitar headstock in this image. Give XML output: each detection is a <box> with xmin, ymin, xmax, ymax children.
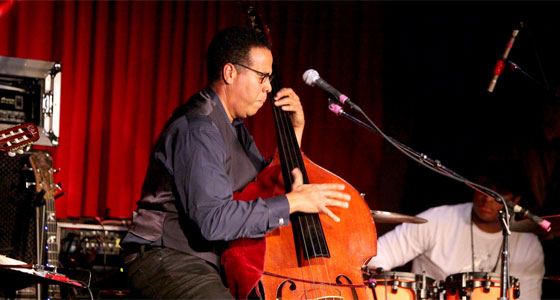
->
<box><xmin>29</xmin><ymin>150</ymin><xmax>61</xmax><ymax>297</ymax></box>
<box><xmin>28</xmin><ymin>151</ymin><xmax>56</xmax><ymax>201</ymax></box>
<box><xmin>0</xmin><ymin>123</ymin><xmax>40</xmax><ymax>156</ymax></box>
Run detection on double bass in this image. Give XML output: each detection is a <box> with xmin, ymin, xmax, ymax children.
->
<box><xmin>221</xmin><ymin>4</ymin><xmax>378</xmax><ymax>299</ymax></box>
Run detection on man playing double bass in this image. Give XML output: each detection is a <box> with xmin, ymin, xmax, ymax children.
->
<box><xmin>121</xmin><ymin>26</ymin><xmax>352</xmax><ymax>299</ymax></box>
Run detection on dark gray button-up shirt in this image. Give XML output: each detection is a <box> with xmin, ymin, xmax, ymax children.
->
<box><xmin>123</xmin><ymin>88</ymin><xmax>290</xmax><ymax>264</ymax></box>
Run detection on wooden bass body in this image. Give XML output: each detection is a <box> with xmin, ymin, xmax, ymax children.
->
<box><xmin>223</xmin><ymin>153</ymin><xmax>377</xmax><ymax>300</ymax></box>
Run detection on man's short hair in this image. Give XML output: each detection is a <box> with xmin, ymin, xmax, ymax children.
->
<box><xmin>206</xmin><ymin>26</ymin><xmax>271</xmax><ymax>84</ymax></box>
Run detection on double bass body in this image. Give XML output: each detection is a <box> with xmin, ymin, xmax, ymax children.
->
<box><xmin>237</xmin><ymin>153</ymin><xmax>378</xmax><ymax>300</ymax></box>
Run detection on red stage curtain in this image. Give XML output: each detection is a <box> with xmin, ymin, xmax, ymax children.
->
<box><xmin>0</xmin><ymin>0</ymin><xmax>383</xmax><ymax>219</ymax></box>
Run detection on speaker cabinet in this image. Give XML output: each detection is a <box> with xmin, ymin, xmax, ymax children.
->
<box><xmin>0</xmin><ymin>151</ymin><xmax>38</xmax><ymax>264</ymax></box>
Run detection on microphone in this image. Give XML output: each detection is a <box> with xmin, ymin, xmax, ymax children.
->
<box><xmin>302</xmin><ymin>69</ymin><xmax>358</xmax><ymax>110</ymax></box>
<box><xmin>505</xmin><ymin>199</ymin><xmax>551</xmax><ymax>232</ymax></box>
<box><xmin>487</xmin><ymin>29</ymin><xmax>519</xmax><ymax>93</ymax></box>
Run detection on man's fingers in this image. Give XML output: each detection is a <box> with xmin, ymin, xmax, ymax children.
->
<box><xmin>322</xmin><ymin>191</ymin><xmax>351</xmax><ymax>202</ymax></box>
<box><xmin>291</xmin><ymin>168</ymin><xmax>303</xmax><ymax>186</ymax></box>
<box><xmin>273</xmin><ymin>98</ymin><xmax>292</xmax><ymax>106</ymax></box>
<box><xmin>317</xmin><ymin>183</ymin><xmax>346</xmax><ymax>191</ymax></box>
<box><xmin>274</xmin><ymin>88</ymin><xmax>297</xmax><ymax>101</ymax></box>
<box><xmin>321</xmin><ymin>207</ymin><xmax>341</xmax><ymax>223</ymax></box>
<box><xmin>274</xmin><ymin>97</ymin><xmax>300</xmax><ymax>105</ymax></box>
<box><xmin>325</xmin><ymin>199</ymin><xmax>350</xmax><ymax>208</ymax></box>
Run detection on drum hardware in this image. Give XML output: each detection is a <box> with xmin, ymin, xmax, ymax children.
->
<box><xmin>390</xmin><ymin>273</ymin><xmax>398</xmax><ymax>292</ymax></box>
<box><xmin>369</xmin><ymin>271</ymin><xmax>439</xmax><ymax>300</ymax></box>
<box><xmin>443</xmin><ymin>272</ymin><xmax>520</xmax><ymax>300</ymax></box>
<box><xmin>370</xmin><ymin>210</ymin><xmax>428</xmax><ymax>224</ymax></box>
<box><xmin>483</xmin><ymin>274</ymin><xmax>491</xmax><ymax>292</ymax></box>
<box><xmin>362</xmin><ymin>269</ymin><xmax>524</xmax><ymax>300</ymax></box>
<box><xmin>417</xmin><ymin>272</ymin><xmax>433</xmax><ymax>300</ymax></box>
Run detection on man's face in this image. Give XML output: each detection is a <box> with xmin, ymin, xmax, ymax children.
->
<box><xmin>227</xmin><ymin>47</ymin><xmax>273</xmax><ymax>119</ymax></box>
<box><xmin>472</xmin><ymin>188</ymin><xmax>514</xmax><ymax>222</ymax></box>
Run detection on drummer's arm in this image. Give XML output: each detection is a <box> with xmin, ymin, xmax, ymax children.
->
<box><xmin>367</xmin><ymin>221</ymin><xmax>431</xmax><ymax>270</ymax></box>
<box><xmin>515</xmin><ymin>235</ymin><xmax>545</xmax><ymax>300</ymax></box>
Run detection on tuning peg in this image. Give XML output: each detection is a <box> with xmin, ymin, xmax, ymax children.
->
<box><xmin>55</xmin><ymin>182</ymin><xmax>62</xmax><ymax>191</ymax></box>
<box><xmin>8</xmin><ymin>151</ymin><xmax>16</xmax><ymax>157</ymax></box>
<box><xmin>26</xmin><ymin>182</ymin><xmax>36</xmax><ymax>189</ymax></box>
<box><xmin>52</xmin><ymin>168</ymin><xmax>61</xmax><ymax>173</ymax></box>
<box><xmin>17</xmin><ymin>149</ymin><xmax>23</xmax><ymax>154</ymax></box>
<box><xmin>22</xmin><ymin>164</ymin><xmax>34</xmax><ymax>171</ymax></box>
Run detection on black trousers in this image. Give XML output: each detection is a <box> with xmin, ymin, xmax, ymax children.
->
<box><xmin>125</xmin><ymin>246</ymin><xmax>235</xmax><ymax>300</ymax></box>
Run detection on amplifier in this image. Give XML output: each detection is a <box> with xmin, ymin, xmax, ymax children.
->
<box><xmin>0</xmin><ymin>56</ymin><xmax>61</xmax><ymax>147</ymax></box>
<box><xmin>56</xmin><ymin>220</ymin><xmax>130</xmax><ymax>298</ymax></box>
<box><xmin>56</xmin><ymin>220</ymin><xmax>129</xmax><ymax>268</ymax></box>
<box><xmin>0</xmin><ymin>151</ymin><xmax>37</xmax><ymax>265</ymax></box>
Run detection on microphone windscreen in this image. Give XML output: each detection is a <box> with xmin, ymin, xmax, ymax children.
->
<box><xmin>302</xmin><ymin>69</ymin><xmax>320</xmax><ymax>86</ymax></box>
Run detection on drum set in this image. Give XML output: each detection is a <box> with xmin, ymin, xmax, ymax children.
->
<box><xmin>364</xmin><ymin>210</ymin><xmax>560</xmax><ymax>300</ymax></box>
<box><xmin>369</xmin><ymin>270</ymin><xmax>519</xmax><ymax>300</ymax></box>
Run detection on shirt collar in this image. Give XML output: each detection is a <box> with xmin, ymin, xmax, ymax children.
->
<box><xmin>204</xmin><ymin>86</ymin><xmax>244</xmax><ymax>128</ymax></box>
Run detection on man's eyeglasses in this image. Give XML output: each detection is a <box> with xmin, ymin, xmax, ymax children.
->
<box><xmin>234</xmin><ymin>63</ymin><xmax>274</xmax><ymax>84</ymax></box>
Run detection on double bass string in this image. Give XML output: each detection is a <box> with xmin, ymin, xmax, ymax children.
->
<box><xmin>270</xmin><ymin>95</ymin><xmax>321</xmax><ymax>298</ymax></box>
<box><xmin>271</xmin><ymin>92</ymin><xmax>335</xmax><ymax>297</ymax></box>
<box><xmin>255</xmin><ymin>6</ymin><xmax>335</xmax><ymax>294</ymax></box>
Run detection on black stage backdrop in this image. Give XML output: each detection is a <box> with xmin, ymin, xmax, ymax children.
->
<box><xmin>378</xmin><ymin>2</ymin><xmax>559</xmax><ymax>297</ymax></box>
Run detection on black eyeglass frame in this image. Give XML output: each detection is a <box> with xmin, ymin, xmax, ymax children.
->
<box><xmin>233</xmin><ymin>63</ymin><xmax>274</xmax><ymax>84</ymax></box>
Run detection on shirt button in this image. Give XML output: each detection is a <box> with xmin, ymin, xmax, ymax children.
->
<box><xmin>278</xmin><ymin>218</ymin><xmax>284</xmax><ymax>225</ymax></box>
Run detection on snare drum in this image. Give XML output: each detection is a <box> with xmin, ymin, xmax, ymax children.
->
<box><xmin>444</xmin><ymin>272</ymin><xmax>520</xmax><ymax>300</ymax></box>
<box><xmin>373</xmin><ymin>271</ymin><xmax>439</xmax><ymax>300</ymax></box>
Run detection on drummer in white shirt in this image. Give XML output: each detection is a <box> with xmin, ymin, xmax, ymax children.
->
<box><xmin>366</xmin><ymin>166</ymin><xmax>545</xmax><ymax>300</ymax></box>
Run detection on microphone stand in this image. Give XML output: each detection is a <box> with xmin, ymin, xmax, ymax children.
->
<box><xmin>505</xmin><ymin>59</ymin><xmax>560</xmax><ymax>102</ymax></box>
<box><xmin>325</xmin><ymin>100</ymin><xmax>545</xmax><ymax>300</ymax></box>
<box><xmin>498</xmin><ymin>209</ymin><xmax>511</xmax><ymax>300</ymax></box>
<box><xmin>327</xmin><ymin>102</ymin><xmax>476</xmax><ymax>182</ymax></box>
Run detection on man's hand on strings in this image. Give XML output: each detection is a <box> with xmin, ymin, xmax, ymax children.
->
<box><xmin>286</xmin><ymin>168</ymin><xmax>350</xmax><ymax>222</ymax></box>
<box><xmin>274</xmin><ymin>88</ymin><xmax>305</xmax><ymax>146</ymax></box>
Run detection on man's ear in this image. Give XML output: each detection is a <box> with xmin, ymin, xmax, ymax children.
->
<box><xmin>222</xmin><ymin>63</ymin><xmax>236</xmax><ymax>85</ymax></box>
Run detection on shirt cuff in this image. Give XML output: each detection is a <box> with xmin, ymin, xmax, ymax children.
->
<box><xmin>265</xmin><ymin>195</ymin><xmax>290</xmax><ymax>229</ymax></box>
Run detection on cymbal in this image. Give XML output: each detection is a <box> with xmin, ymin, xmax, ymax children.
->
<box><xmin>370</xmin><ymin>210</ymin><xmax>428</xmax><ymax>224</ymax></box>
<box><xmin>510</xmin><ymin>214</ymin><xmax>560</xmax><ymax>236</ymax></box>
